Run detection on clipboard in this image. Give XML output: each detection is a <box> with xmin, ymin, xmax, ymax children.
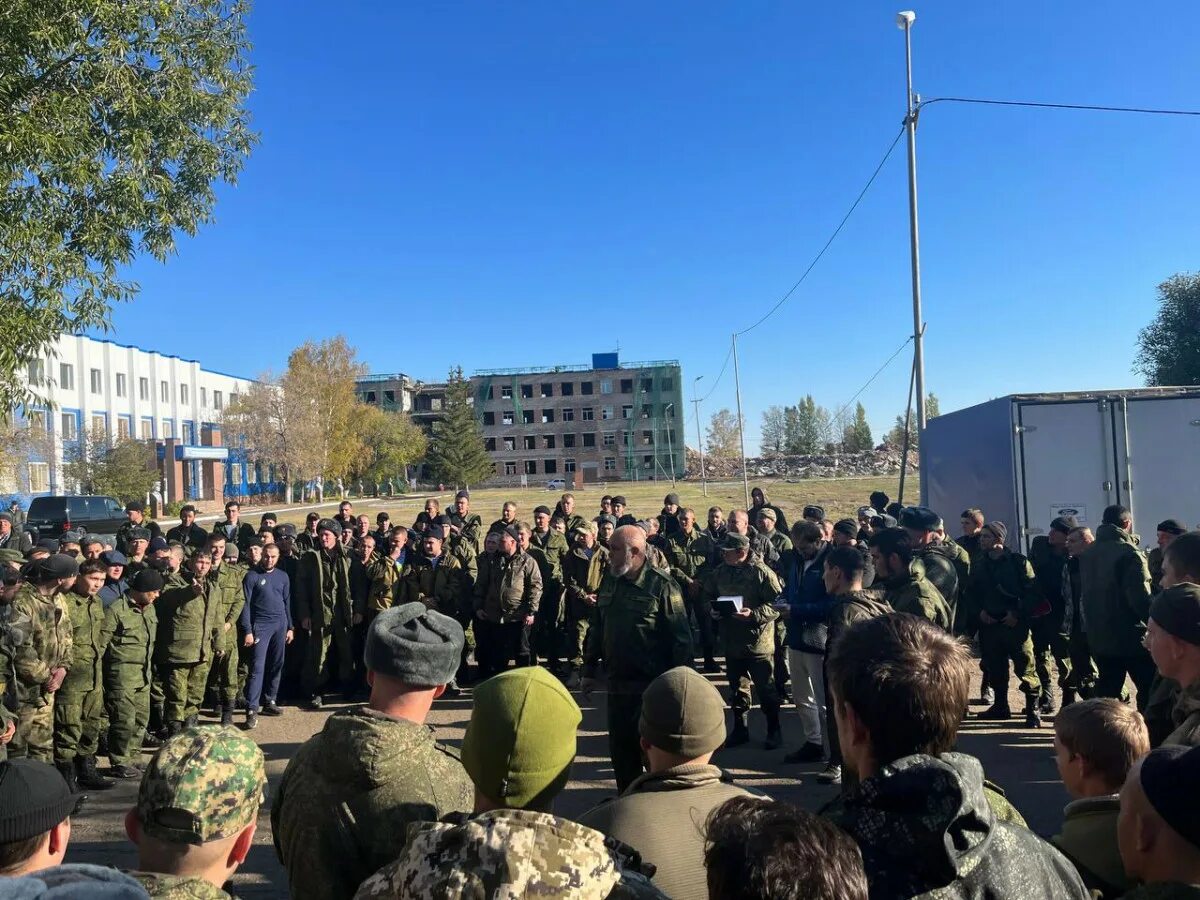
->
<box><xmin>716</xmin><ymin>595</ymin><xmax>744</xmax><ymax>616</ymax></box>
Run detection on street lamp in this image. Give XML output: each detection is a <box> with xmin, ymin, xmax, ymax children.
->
<box><xmin>692</xmin><ymin>376</ymin><xmax>708</xmax><ymax>497</ymax></box>
<box><xmin>897</xmin><ymin>9</ymin><xmax>927</xmax><ymax>434</ymax></box>
<box><xmin>664</xmin><ymin>403</ymin><xmax>676</xmax><ymax>487</ymax></box>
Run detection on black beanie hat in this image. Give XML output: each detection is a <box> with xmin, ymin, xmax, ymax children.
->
<box><xmin>1050</xmin><ymin>515</ymin><xmax>1079</xmax><ymax>535</ymax></box>
<box><xmin>833</xmin><ymin>518</ymin><xmax>859</xmax><ymax>538</ymax></box>
<box><xmin>0</xmin><ymin>759</ymin><xmax>76</xmax><ymax>842</ymax></box>
<box><xmin>1158</xmin><ymin>519</ymin><xmax>1188</xmax><ymax>537</ymax></box>
<box><xmin>130</xmin><ymin>569</ymin><xmax>165</xmax><ymax>592</ymax></box>
<box><xmin>1149</xmin><ymin>583</ymin><xmax>1200</xmax><ymax>646</ymax></box>
<box><xmin>1140</xmin><ymin>745</ymin><xmax>1200</xmax><ymax>851</ymax></box>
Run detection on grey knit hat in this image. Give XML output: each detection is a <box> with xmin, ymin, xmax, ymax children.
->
<box><xmin>639</xmin><ymin>667</ymin><xmax>726</xmax><ymax>757</ymax></box>
<box><xmin>364</xmin><ymin>602</ymin><xmax>465</xmax><ymax>687</ymax></box>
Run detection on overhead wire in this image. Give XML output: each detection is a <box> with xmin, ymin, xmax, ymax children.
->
<box><xmin>919</xmin><ymin>96</ymin><xmax>1200</xmax><ymax>118</ymax></box>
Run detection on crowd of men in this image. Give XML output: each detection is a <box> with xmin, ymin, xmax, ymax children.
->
<box><xmin>2</xmin><ymin>485</ymin><xmax>1200</xmax><ymax>899</ymax></box>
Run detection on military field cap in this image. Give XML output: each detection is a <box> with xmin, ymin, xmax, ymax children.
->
<box><xmin>274</xmin><ymin>523</ymin><xmax>297</xmax><ymax>539</ymax></box>
<box><xmin>664</xmin><ymin>492</ymin><xmax>680</xmax><ymax>506</ymax></box>
<box><xmin>426</xmin><ymin>524</ymin><xmax>447</xmax><ymax>541</ymax></box>
<box><xmin>802</xmin><ymin>505</ymin><xmax>826</xmax><ymax>521</ymax></box>
<box><xmin>571</xmin><ymin>520</ymin><xmax>597</xmax><ymax>537</ymax></box>
<box><xmin>365</xmin><ymin>602</ymin><xmax>464</xmax><ymax>687</ymax></box>
<box><xmin>834</xmin><ymin>518</ymin><xmax>860</xmax><ymax>538</ymax></box>
<box><xmin>461</xmin><ymin>667</ymin><xmax>581</xmax><ymax>809</ymax></box>
<box><xmin>35</xmin><ymin>538</ymin><xmax>59</xmax><ymax>552</ymax></box>
<box><xmin>1050</xmin><ymin>516</ymin><xmax>1079</xmax><ymax>535</ymax></box>
<box><xmin>596</xmin><ymin>514</ymin><xmax>617</xmax><ymax>527</ymax></box>
<box><xmin>1139</xmin><ymin>745</ymin><xmax>1200</xmax><ymax>851</ymax></box>
<box><xmin>456</xmin><ymin>489</ymin><xmax>470</xmax><ymax>500</ymax></box>
<box><xmin>125</xmin><ymin>500</ymin><xmax>145</xmax><ymax>513</ymax></box>
<box><xmin>128</xmin><ymin>527</ymin><xmax>151</xmax><ymax>542</ymax></box>
<box><xmin>137</xmin><ymin>726</ymin><xmax>265</xmax><ymax>845</ymax></box>
<box><xmin>1158</xmin><ymin>518</ymin><xmax>1189</xmax><ymax>536</ymax></box>
<box><xmin>757</xmin><ymin>507</ymin><xmax>777</xmax><ymax>522</ymax></box>
<box><xmin>35</xmin><ymin>554</ymin><xmax>79</xmax><ymax>580</ymax></box>
<box><xmin>640</xmin><ymin>666</ymin><xmax>726</xmax><ymax>757</ymax></box>
<box><xmin>612</xmin><ymin>495</ymin><xmax>627</xmax><ymax>506</ymax></box>
<box><xmin>982</xmin><ymin>521</ymin><xmax>1008</xmax><ymax>545</ymax></box>
<box><xmin>533</xmin><ymin>505</ymin><xmax>552</xmax><ymax>517</ymax></box>
<box><xmin>1150</xmin><ymin>583</ymin><xmax>1200</xmax><ymax>646</ymax></box>
<box><xmin>223</xmin><ymin>545</ymin><xmax>240</xmax><ymax>560</ymax></box>
<box><xmin>898</xmin><ymin>506</ymin><xmax>939</xmax><ymax>531</ymax></box>
<box><xmin>316</xmin><ymin>517</ymin><xmax>342</xmax><ymax>536</ymax></box>
<box><xmin>0</xmin><ymin>759</ymin><xmax>76</xmax><ymax>843</ymax></box>
<box><xmin>502</xmin><ymin>523</ymin><xmax>521</xmax><ymax>541</ymax></box>
<box><xmin>148</xmin><ymin>537</ymin><xmax>168</xmax><ymax>552</ymax></box>
<box><xmin>130</xmin><ymin>569</ymin><xmax>164</xmax><ymax>592</ymax></box>
<box><xmin>0</xmin><ymin>548</ymin><xmax>24</xmax><ymax>566</ymax></box>
<box><xmin>723</xmin><ymin>533</ymin><xmax>750</xmax><ymax>551</ymax></box>
<box><xmin>102</xmin><ymin>550</ymin><xmax>128</xmax><ymax>566</ymax></box>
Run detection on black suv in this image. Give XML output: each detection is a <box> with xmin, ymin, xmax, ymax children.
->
<box><xmin>25</xmin><ymin>495</ymin><xmax>128</xmax><ymax>540</ymax></box>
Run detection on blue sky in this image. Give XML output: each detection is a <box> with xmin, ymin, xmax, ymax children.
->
<box><xmin>101</xmin><ymin>2</ymin><xmax>1200</xmax><ymax>452</ymax></box>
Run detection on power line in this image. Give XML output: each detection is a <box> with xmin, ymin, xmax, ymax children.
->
<box><xmin>920</xmin><ymin>96</ymin><xmax>1200</xmax><ymax>118</ymax></box>
<box><xmin>736</xmin><ymin>126</ymin><xmax>906</xmax><ymax>337</ymax></box>
<box><xmin>697</xmin><ymin>341</ymin><xmax>733</xmax><ymax>404</ymax></box>
<box><xmin>829</xmin><ymin>334</ymin><xmax>914</xmax><ymax>427</ymax></box>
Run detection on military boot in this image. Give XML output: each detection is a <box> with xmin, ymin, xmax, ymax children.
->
<box><xmin>148</xmin><ymin>702</ymin><xmax>167</xmax><ymax>739</ymax></box>
<box><xmin>1038</xmin><ymin>687</ymin><xmax>1056</xmax><ymax>716</ymax></box>
<box><xmin>977</xmin><ymin>700</ymin><xmax>1011</xmax><ymax>720</ymax></box>
<box><xmin>55</xmin><ymin>761</ymin><xmax>87</xmax><ymax>802</ymax></box>
<box><xmin>76</xmin><ymin>756</ymin><xmax>114</xmax><ymax>791</ymax></box>
<box><xmin>1024</xmin><ymin>692</ymin><xmax>1042</xmax><ymax>729</ymax></box>
<box><xmin>563</xmin><ymin>667</ymin><xmax>582</xmax><ymax>690</ymax></box>
<box><xmin>763</xmin><ymin>709</ymin><xmax>783</xmax><ymax>751</ymax></box>
<box><xmin>220</xmin><ymin>705</ymin><xmax>234</xmax><ymax>727</ymax></box>
<box><xmin>703</xmin><ymin>657</ymin><xmax>721</xmax><ymax>674</ymax></box>
<box><xmin>96</xmin><ymin>730</ymin><xmax>109</xmax><ymax>759</ymax></box>
<box><xmin>166</xmin><ymin>720</ymin><xmax>183</xmax><ymax>737</ymax></box>
<box><xmin>183</xmin><ymin>713</ymin><xmax>199</xmax><ymax>729</ymax></box>
<box><xmin>725</xmin><ymin>712</ymin><xmax>750</xmax><ymax>748</ymax></box>
<box><xmin>1061</xmin><ymin>687</ymin><xmax>1077</xmax><ymax>707</ymax></box>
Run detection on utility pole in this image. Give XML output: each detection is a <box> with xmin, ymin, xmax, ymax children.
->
<box><xmin>731</xmin><ymin>333</ymin><xmax>750</xmax><ymax>510</ymax></box>
<box><xmin>664</xmin><ymin>402</ymin><xmax>676</xmax><ymax>487</ymax></box>
<box><xmin>898</xmin><ymin>10</ymin><xmax>927</xmax><ymax>433</ymax></box>
<box><xmin>692</xmin><ymin>376</ymin><xmax>707</xmax><ymax>497</ymax></box>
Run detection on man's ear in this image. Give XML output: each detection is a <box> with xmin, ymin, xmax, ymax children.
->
<box><xmin>48</xmin><ymin>819</ymin><xmax>70</xmax><ymax>857</ymax></box>
<box><xmin>842</xmin><ymin>700</ymin><xmax>871</xmax><ymax>751</ymax></box>
<box><xmin>124</xmin><ymin>809</ymin><xmax>141</xmax><ymax>846</ymax></box>
<box><xmin>366</xmin><ymin>670</ymin><xmax>375</xmax><ymax>688</ymax></box>
<box><xmin>432</xmin><ymin>684</ymin><xmax>446</xmax><ymax>699</ymax></box>
<box><xmin>1135</xmin><ymin>810</ymin><xmax>1155</xmax><ymax>854</ymax></box>
<box><xmin>229</xmin><ymin>823</ymin><xmax>257</xmax><ymax>866</ymax></box>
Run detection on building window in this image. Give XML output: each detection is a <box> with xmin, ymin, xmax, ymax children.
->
<box><xmin>501</xmin><ymin>385</ymin><xmax>513</xmax><ymax>399</ymax></box>
<box><xmin>139</xmin><ymin>377</ymin><xmax>149</xmax><ymax>401</ymax></box>
<box><xmin>643</xmin><ymin>455</ymin><xmax>655</xmax><ymax>468</ymax></box>
<box><xmin>27</xmin><ymin>359</ymin><xmax>45</xmax><ymax>385</ymax></box>
<box><xmin>485</xmin><ymin>438</ymin><xmax>496</xmax><ymax>451</ymax></box>
<box><xmin>601</xmin><ymin>406</ymin><xmax>614</xmax><ymax>420</ymax></box>
<box><xmin>118</xmin><ymin>418</ymin><xmax>131</xmax><ymax>439</ymax></box>
<box><xmin>180</xmin><ymin>384</ymin><xmax>189</xmax><ymax>404</ymax></box>
<box><xmin>642</xmin><ymin>430</ymin><xmax>654</xmax><ymax>446</ymax></box>
<box><xmin>362</xmin><ymin>391</ymin><xmax>376</xmax><ymax>403</ymax></box>
<box><xmin>583</xmin><ymin>433</ymin><xmax>596</xmax><ymax>448</ymax></box>
<box><xmin>200</xmin><ymin>387</ymin><xmax>207</xmax><ymax>407</ymax></box>
<box><xmin>580</xmin><ymin>381</ymin><xmax>594</xmax><ymax>395</ymax></box>
<box><xmin>561</xmin><ymin>408</ymin><xmax>574</xmax><ymax>422</ymax></box>
<box><xmin>640</xmin><ymin>378</ymin><xmax>653</xmax><ymax>393</ymax></box>
<box><xmin>604</xmin><ymin>457</ymin><xmax>616</xmax><ymax>471</ymax></box>
<box><xmin>582</xmin><ymin>407</ymin><xmax>594</xmax><ymax>421</ymax></box>
<box><xmin>521</xmin><ymin>384</ymin><xmax>534</xmax><ymax>399</ymax></box>
<box><xmin>27</xmin><ymin>410</ymin><xmax>46</xmax><ymax>432</ymax></box>
<box><xmin>115</xmin><ymin>373</ymin><xmax>127</xmax><ymax>397</ymax></box>
<box><xmin>503</xmin><ymin>437</ymin><xmax>516</xmax><ymax>451</ymax></box>
<box><xmin>541</xmin><ymin>409</ymin><xmax>554</xmax><ymax>424</ymax></box>
<box><xmin>540</xmin><ymin>383</ymin><xmax>553</xmax><ymax>398</ymax></box>
<box><xmin>28</xmin><ymin>463</ymin><xmax>50</xmax><ymax>493</ymax></box>
<box><xmin>483</xmin><ymin>411</ymin><xmax>496</xmax><ymax>426</ymax></box>
<box><xmin>161</xmin><ymin>381</ymin><xmax>169</xmax><ymax>402</ymax></box>
<box><xmin>214</xmin><ymin>391</ymin><xmax>223</xmax><ymax>410</ymax></box>
<box><xmin>504</xmin><ymin>461</ymin><xmax>517</xmax><ymax>475</ymax></box>
<box><xmin>60</xmin><ymin>413</ymin><xmax>77</xmax><ymax>441</ymax></box>
<box><xmin>162</xmin><ymin>420</ymin><xmax>172</xmax><ymax>438</ymax></box>
<box><xmin>59</xmin><ymin>364</ymin><xmax>74</xmax><ymax>390</ymax></box>
<box><xmin>502</xmin><ymin>411</ymin><xmax>514</xmax><ymax>425</ymax></box>
<box><xmin>140</xmin><ymin>419</ymin><xmax>153</xmax><ymax>440</ymax></box>
<box><xmin>603</xmin><ymin>432</ymin><xmax>615</xmax><ymax>448</ymax></box>
<box><xmin>544</xmin><ymin>459</ymin><xmax>557</xmax><ymax>474</ymax></box>
<box><xmin>564</xmin><ymin>458</ymin><xmax>576</xmax><ymax>473</ymax></box>
<box><xmin>383</xmin><ymin>390</ymin><xmax>395</xmax><ymax>404</ymax></box>
<box><xmin>544</xmin><ymin>435</ymin><xmax>556</xmax><ymax>450</ymax></box>
<box><xmin>523</xmin><ymin>436</ymin><xmax>536</xmax><ymax>450</ymax></box>
<box><xmin>524</xmin><ymin>460</ymin><xmax>537</xmax><ymax>476</ymax></box>
<box><xmin>92</xmin><ymin>414</ymin><xmax>106</xmax><ymax>434</ymax></box>
<box><xmin>561</xmin><ymin>382</ymin><xmax>574</xmax><ymax>396</ymax></box>
<box><xmin>89</xmin><ymin>368</ymin><xmax>102</xmax><ymax>394</ymax></box>
<box><xmin>522</xmin><ymin>410</ymin><xmax>534</xmax><ymax>425</ymax></box>
<box><xmin>229</xmin><ymin>392</ymin><xmax>238</xmax><ymax>406</ymax></box>
<box><xmin>621</xmin><ymin>378</ymin><xmax>634</xmax><ymax>393</ymax></box>
<box><xmin>600</xmin><ymin>379</ymin><xmax>613</xmax><ymax>395</ymax></box>
<box><xmin>563</xmin><ymin>433</ymin><xmax>575</xmax><ymax>448</ymax></box>
<box><xmin>641</xmin><ymin>404</ymin><xmax>653</xmax><ymax>418</ymax></box>
<box><xmin>622</xmin><ymin>405</ymin><xmax>633</xmax><ymax>419</ymax></box>
<box><xmin>665</xmin><ymin>405</ymin><xmax>675</xmax><ymax>418</ymax></box>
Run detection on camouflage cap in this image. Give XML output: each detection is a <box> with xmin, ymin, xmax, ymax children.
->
<box><xmin>722</xmin><ymin>533</ymin><xmax>750</xmax><ymax>551</ymax></box>
<box><xmin>0</xmin><ymin>548</ymin><xmax>23</xmax><ymax>566</ymax></box>
<box><xmin>136</xmin><ymin>726</ymin><xmax>266</xmax><ymax>845</ymax></box>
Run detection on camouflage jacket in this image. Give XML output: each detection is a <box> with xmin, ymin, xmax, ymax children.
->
<box><xmin>129</xmin><ymin>871</ymin><xmax>231</xmax><ymax>898</ymax></box>
<box><xmin>474</xmin><ymin>549</ymin><xmax>543</xmax><ymax>623</ymax></box>
<box><xmin>702</xmin><ymin>560</ymin><xmax>782</xmax><ymax>660</ymax></box>
<box><xmin>353</xmin><ymin>808</ymin><xmax>667</xmax><ymax>900</ymax></box>
<box><xmin>210</xmin><ymin>563</ymin><xmax>245</xmax><ymax>654</ymax></box>
<box><xmin>116</xmin><ymin>518</ymin><xmax>162</xmax><ymax>556</ymax></box>
<box><xmin>563</xmin><ymin>545</ymin><xmax>609</xmax><ymax>620</ymax></box>
<box><xmin>874</xmin><ymin>561</ymin><xmax>952</xmax><ymax>631</ymax></box>
<box><xmin>272</xmin><ymin>707</ymin><xmax>472</xmax><ymax>900</ymax></box>
<box><xmin>401</xmin><ymin>553</ymin><xmax>473</xmax><ymax>619</ymax></box>
<box><xmin>9</xmin><ymin>583</ymin><xmax>72</xmax><ymax>703</ymax></box>
<box><xmin>156</xmin><ymin>571</ymin><xmax>223</xmax><ymax>665</ymax></box>
<box><xmin>1165</xmin><ymin>679</ymin><xmax>1200</xmax><ymax>748</ymax></box>
<box><xmin>101</xmin><ymin>597</ymin><xmax>158</xmax><ymax>689</ymax></box>
<box><xmin>665</xmin><ymin>529</ymin><xmax>708</xmax><ymax>590</ymax></box>
<box><xmin>367</xmin><ymin>553</ymin><xmax>410</xmax><ymax>616</ymax></box>
<box><xmin>966</xmin><ymin>550</ymin><xmax>1040</xmax><ymax>621</ymax></box>
<box><xmin>63</xmin><ymin>590</ymin><xmax>107</xmax><ymax>693</ymax></box>
<box><xmin>448</xmin><ymin>512</ymin><xmax>483</xmax><ymax>554</ymax></box>
<box><xmin>825</xmin><ymin>752</ymin><xmax>1088</xmax><ymax>900</ymax></box>
<box><xmin>295</xmin><ymin>547</ymin><xmax>355</xmax><ymax>628</ymax></box>
<box><xmin>0</xmin><ymin>600</ymin><xmax>33</xmax><ymax>713</ymax></box>
<box><xmin>530</xmin><ymin>529</ymin><xmax>570</xmax><ymax>587</ymax></box>
<box><xmin>1120</xmin><ymin>884</ymin><xmax>1200</xmax><ymax>900</ymax></box>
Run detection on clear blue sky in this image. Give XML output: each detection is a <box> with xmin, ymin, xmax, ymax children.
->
<box><xmin>100</xmin><ymin>1</ymin><xmax>1200</xmax><ymax>452</ymax></box>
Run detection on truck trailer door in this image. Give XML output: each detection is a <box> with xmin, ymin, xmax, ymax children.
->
<box><xmin>1114</xmin><ymin>395</ymin><xmax>1200</xmax><ymax>546</ymax></box>
<box><xmin>1014</xmin><ymin>398</ymin><xmax>1120</xmax><ymax>550</ymax></box>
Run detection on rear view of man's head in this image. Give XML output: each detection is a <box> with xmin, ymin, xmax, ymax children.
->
<box><xmin>638</xmin><ymin>667</ymin><xmax>726</xmax><ymax>772</ymax></box>
<box><xmin>0</xmin><ymin>759</ymin><xmax>75</xmax><ymax>877</ymax></box>
<box><xmin>827</xmin><ymin>614</ymin><xmax>971</xmax><ymax>779</ymax></box>
<box><xmin>364</xmin><ymin>602</ymin><xmax>465</xmax><ymax>719</ymax></box>
<box><xmin>1118</xmin><ymin>745</ymin><xmax>1200</xmax><ymax>886</ymax></box>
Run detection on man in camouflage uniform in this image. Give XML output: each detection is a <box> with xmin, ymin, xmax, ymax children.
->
<box><xmin>0</xmin><ymin>549</ymin><xmax>29</xmax><ymax>761</ymax></box>
<box><xmin>102</xmin><ymin>568</ymin><xmax>162</xmax><ymax>778</ymax></box>
<box><xmin>867</xmin><ymin>527</ymin><xmax>952</xmax><ymax>630</ymax></box>
<box><xmin>526</xmin><ymin>512</ymin><xmax>569</xmax><ymax>669</ymax></box>
<box><xmin>367</xmin><ymin>528</ymin><xmax>410</xmax><ymax>621</ymax></box>
<box><xmin>123</xmin><ymin>526</ymin><xmax>153</xmax><ymax>578</ymax></box>
<box><xmin>9</xmin><ymin>554</ymin><xmax>77</xmax><ymax>762</ymax></box>
<box><xmin>703</xmin><ymin>533</ymin><xmax>784</xmax><ymax>750</ymax></box>
<box><xmin>273</xmin><ymin>603</ymin><xmax>472</xmax><ymax>900</ymax></box>
<box><xmin>1028</xmin><ymin>515</ymin><xmax>1078</xmax><ymax>715</ymax></box>
<box><xmin>296</xmin><ymin>519</ymin><xmax>356</xmax><ymax>709</ymax></box>
<box><xmin>53</xmin><ymin>559</ymin><xmax>113</xmax><ymax>792</ymax></box>
<box><xmin>488</xmin><ymin>500</ymin><xmax>519</xmax><ymax>536</ymax></box>
<box><xmin>756</xmin><ymin>507</ymin><xmax>793</xmax><ymax>701</ymax></box>
<box><xmin>666</xmin><ymin>508</ymin><xmax>718</xmax><ymax>672</ymax></box>
<box><xmin>205</xmin><ymin>535</ymin><xmax>245</xmax><ymax>726</ymax></box>
<box><xmin>402</xmin><ymin>525</ymin><xmax>474</xmax><ymax>687</ymax></box>
<box><xmin>449</xmin><ymin>491</ymin><xmax>483</xmax><ymax>554</ymax></box>
<box><xmin>556</xmin><ymin>492</ymin><xmax>587</xmax><ymax>535</ymax></box>
<box><xmin>126</xmin><ymin>725</ymin><xmax>265</xmax><ymax>899</ymax></box>
<box><xmin>561</xmin><ymin>521</ymin><xmax>608</xmax><ymax>689</ymax></box>
<box><xmin>899</xmin><ymin>506</ymin><xmax>964</xmax><ymax>626</ymax></box>
<box><xmin>473</xmin><ymin>525</ymin><xmax>542</xmax><ymax>679</ymax></box>
<box><xmin>583</xmin><ymin>526</ymin><xmax>693</xmax><ymax>792</ymax></box>
<box><xmin>116</xmin><ymin>500</ymin><xmax>161</xmax><ymax>557</ymax></box>
<box><xmin>156</xmin><ymin>552</ymin><xmax>222</xmax><ymax>733</ymax></box>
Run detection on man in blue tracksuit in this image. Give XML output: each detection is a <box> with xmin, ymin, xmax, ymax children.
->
<box><xmin>240</xmin><ymin>543</ymin><xmax>293</xmax><ymax>729</ymax></box>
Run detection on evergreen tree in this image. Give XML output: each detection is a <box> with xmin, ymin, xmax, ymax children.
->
<box><xmin>841</xmin><ymin>402</ymin><xmax>874</xmax><ymax>452</ymax></box>
<box><xmin>426</xmin><ymin>367</ymin><xmax>494</xmax><ymax>488</ymax></box>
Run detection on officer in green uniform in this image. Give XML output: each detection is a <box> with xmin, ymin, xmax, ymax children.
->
<box><xmin>527</xmin><ymin>510</ymin><xmax>570</xmax><ymax>669</ymax></box>
<box><xmin>53</xmin><ymin>559</ymin><xmax>113</xmax><ymax>793</ymax></box>
<box><xmin>867</xmin><ymin>527</ymin><xmax>953</xmax><ymax>630</ymax></box>
<box><xmin>115</xmin><ymin>501</ymin><xmax>161</xmax><ymax>557</ymax></box>
<box><xmin>209</xmin><ymin>536</ymin><xmax>246</xmax><ymax>726</ymax></box>
<box><xmin>401</xmin><ymin>526</ymin><xmax>473</xmax><ymax>653</ymax></box>
<box><xmin>156</xmin><ymin>551</ymin><xmax>223</xmax><ymax>733</ymax></box>
<box><xmin>756</xmin><ymin>508</ymin><xmax>794</xmax><ymax>701</ymax></box>
<box><xmin>296</xmin><ymin>519</ymin><xmax>355</xmax><ymax>709</ymax></box>
<box><xmin>1028</xmin><ymin>516</ymin><xmax>1077</xmax><ymax>715</ymax></box>
<box><xmin>449</xmin><ymin>491</ymin><xmax>484</xmax><ymax>555</ymax></box>
<box><xmin>101</xmin><ymin>568</ymin><xmax>162</xmax><ymax>778</ymax></box>
<box><xmin>582</xmin><ymin>525</ymin><xmax>692</xmax><ymax>792</ymax></box>
<box><xmin>968</xmin><ymin>521</ymin><xmax>1043</xmax><ymax>728</ymax></box>
<box><xmin>666</xmin><ymin>508</ymin><xmax>719</xmax><ymax>672</ymax></box>
<box><xmin>703</xmin><ymin>533</ymin><xmax>784</xmax><ymax>750</ymax></box>
<box><xmin>561</xmin><ymin>521</ymin><xmax>608</xmax><ymax>689</ymax></box>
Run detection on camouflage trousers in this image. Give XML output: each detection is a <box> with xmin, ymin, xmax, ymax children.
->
<box><xmin>53</xmin><ymin>681</ymin><xmax>104</xmax><ymax>762</ymax></box>
<box><xmin>1031</xmin><ymin>615</ymin><xmax>1071</xmax><ymax>692</ymax></box>
<box><xmin>302</xmin><ymin>620</ymin><xmax>354</xmax><ymax>699</ymax></box>
<box><xmin>105</xmin><ymin>684</ymin><xmax>150</xmax><ymax>766</ymax></box>
<box><xmin>561</xmin><ymin>616</ymin><xmax>590</xmax><ymax>669</ymax></box>
<box><xmin>214</xmin><ymin>637</ymin><xmax>241</xmax><ymax>705</ymax></box>
<box><xmin>727</xmin><ymin>655</ymin><xmax>780</xmax><ymax>717</ymax></box>
<box><xmin>979</xmin><ymin>622</ymin><xmax>1040</xmax><ymax>697</ymax></box>
<box><xmin>12</xmin><ymin>696</ymin><xmax>54</xmax><ymax>762</ymax></box>
<box><xmin>161</xmin><ymin>659</ymin><xmax>215</xmax><ymax>722</ymax></box>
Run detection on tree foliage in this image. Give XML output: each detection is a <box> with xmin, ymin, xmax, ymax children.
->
<box><xmin>886</xmin><ymin>392</ymin><xmax>940</xmax><ymax>451</ymax></box>
<box><xmin>784</xmin><ymin>395</ymin><xmax>830</xmax><ymax>455</ymax></box>
<box><xmin>706</xmin><ymin>408</ymin><xmax>743</xmax><ymax>459</ymax></box>
<box><xmin>426</xmin><ymin>367</ymin><xmax>493</xmax><ymax>488</ymax></box>
<box><xmin>841</xmin><ymin>402</ymin><xmax>874</xmax><ymax>453</ymax></box>
<box><xmin>222</xmin><ymin>376</ymin><xmax>312</xmax><ymax>504</ymax></box>
<box><xmin>0</xmin><ymin>416</ymin><xmax>55</xmax><ymax>493</ymax></box>
<box><xmin>0</xmin><ymin>0</ymin><xmax>256</xmax><ymax>416</ymax></box>
<box><xmin>1135</xmin><ymin>273</ymin><xmax>1200</xmax><ymax>386</ymax></box>
<box><xmin>284</xmin><ymin>337</ymin><xmax>367</xmax><ymax>482</ymax></box>
<box><xmin>61</xmin><ymin>425</ymin><xmax>157</xmax><ymax>500</ymax></box>
<box><xmin>348</xmin><ymin>405</ymin><xmax>427</xmax><ymax>485</ymax></box>
<box><xmin>759</xmin><ymin>406</ymin><xmax>786</xmax><ymax>457</ymax></box>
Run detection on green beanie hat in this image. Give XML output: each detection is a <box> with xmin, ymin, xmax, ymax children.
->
<box><xmin>461</xmin><ymin>667</ymin><xmax>581</xmax><ymax>810</ymax></box>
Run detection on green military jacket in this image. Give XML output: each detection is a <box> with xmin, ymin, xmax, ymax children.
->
<box><xmin>129</xmin><ymin>872</ymin><xmax>231</xmax><ymax>899</ymax></box>
<box><xmin>474</xmin><ymin>549</ymin><xmax>542</xmax><ymax>623</ymax></box>
<box><xmin>0</xmin><ymin>601</ymin><xmax>33</xmax><ymax>718</ymax></box>
<box><xmin>765</xmin><ymin>529</ymin><xmax>793</xmax><ymax>557</ymax></box>
<box><xmin>1051</xmin><ymin>795</ymin><xmax>1131</xmax><ymax>899</ymax></box>
<box><xmin>210</xmin><ymin>562</ymin><xmax>245</xmax><ymax>654</ymax></box>
<box><xmin>703</xmin><ymin>560</ymin><xmax>781</xmax><ymax>660</ymax></box>
<box><xmin>666</xmin><ymin>529</ymin><xmax>708</xmax><ymax>592</ymax></box>
<box><xmin>1165</xmin><ymin>679</ymin><xmax>1200</xmax><ymax>748</ymax></box>
<box><xmin>62</xmin><ymin>590</ymin><xmax>106</xmax><ymax>693</ymax></box>
<box><xmin>9</xmin><ymin>583</ymin><xmax>72</xmax><ymax>704</ymax></box>
<box><xmin>401</xmin><ymin>553</ymin><xmax>472</xmax><ymax>619</ymax></box>
<box><xmin>211</xmin><ymin>518</ymin><xmax>256</xmax><ymax>552</ymax></box>
<box><xmin>449</xmin><ymin>512</ymin><xmax>483</xmax><ymax>554</ymax></box>
<box><xmin>448</xmin><ymin>538</ymin><xmax>479</xmax><ymax>586</ymax></box>
<box><xmin>530</xmin><ymin>529</ymin><xmax>570</xmax><ymax>587</ymax></box>
<box><xmin>1079</xmin><ymin>524</ymin><xmax>1153</xmax><ymax>658</ymax></box>
<box><xmin>563</xmin><ymin>545</ymin><xmax>609</xmax><ymax>620</ymax></box>
<box><xmin>967</xmin><ymin>550</ymin><xmax>1040</xmax><ymax>620</ymax></box>
<box><xmin>156</xmin><ymin>570</ymin><xmax>223</xmax><ymax>666</ymax></box>
<box><xmin>367</xmin><ymin>553</ymin><xmax>409</xmax><ymax>616</ymax></box>
<box><xmin>115</xmin><ymin>518</ymin><xmax>161</xmax><ymax>556</ymax></box>
<box><xmin>584</xmin><ymin>563</ymin><xmax>692</xmax><ymax>691</ymax></box>
<box><xmin>101</xmin><ymin>596</ymin><xmax>158</xmax><ymax>689</ymax></box>
<box><xmin>877</xmin><ymin>561</ymin><xmax>952</xmax><ymax>630</ymax></box>
<box><xmin>295</xmin><ymin>546</ymin><xmax>354</xmax><ymax>628</ymax></box>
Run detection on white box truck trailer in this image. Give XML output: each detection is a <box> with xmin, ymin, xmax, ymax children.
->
<box><xmin>922</xmin><ymin>388</ymin><xmax>1200</xmax><ymax>553</ymax></box>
